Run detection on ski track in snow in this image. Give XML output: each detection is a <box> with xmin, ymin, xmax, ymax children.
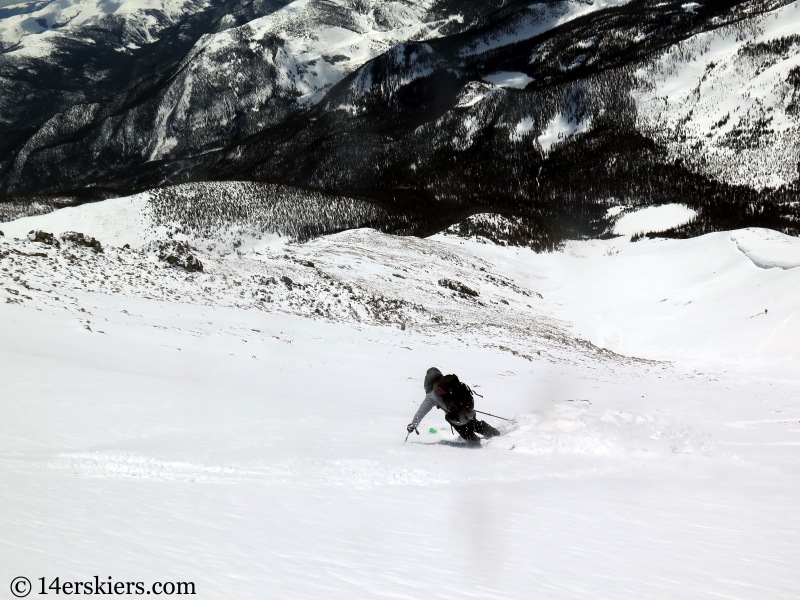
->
<box><xmin>2</xmin><ymin>200</ymin><xmax>800</xmax><ymax>598</ymax></box>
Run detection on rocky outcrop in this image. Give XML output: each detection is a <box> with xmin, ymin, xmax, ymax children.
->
<box><xmin>61</xmin><ymin>232</ymin><xmax>103</xmax><ymax>253</ymax></box>
<box><xmin>27</xmin><ymin>230</ymin><xmax>59</xmax><ymax>248</ymax></box>
<box><xmin>438</xmin><ymin>278</ymin><xmax>479</xmax><ymax>298</ymax></box>
<box><xmin>157</xmin><ymin>241</ymin><xmax>203</xmax><ymax>272</ymax></box>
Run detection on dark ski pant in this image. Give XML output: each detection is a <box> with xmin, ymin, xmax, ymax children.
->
<box><xmin>451</xmin><ymin>419</ymin><xmax>500</xmax><ymax>442</ymax></box>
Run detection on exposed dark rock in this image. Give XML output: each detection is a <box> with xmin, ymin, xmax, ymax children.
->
<box><xmin>61</xmin><ymin>231</ymin><xmax>103</xmax><ymax>253</ymax></box>
<box><xmin>438</xmin><ymin>278</ymin><xmax>479</xmax><ymax>297</ymax></box>
<box><xmin>157</xmin><ymin>241</ymin><xmax>203</xmax><ymax>272</ymax></box>
<box><xmin>27</xmin><ymin>230</ymin><xmax>60</xmax><ymax>248</ymax></box>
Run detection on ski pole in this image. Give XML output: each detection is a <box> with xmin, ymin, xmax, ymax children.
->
<box><xmin>404</xmin><ymin>426</ymin><xmax>419</xmax><ymax>444</ymax></box>
<box><xmin>475</xmin><ymin>410</ymin><xmax>516</xmax><ymax>423</ymax></box>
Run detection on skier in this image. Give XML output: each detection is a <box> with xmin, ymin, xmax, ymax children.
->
<box><xmin>407</xmin><ymin>367</ymin><xmax>501</xmax><ymax>443</ymax></box>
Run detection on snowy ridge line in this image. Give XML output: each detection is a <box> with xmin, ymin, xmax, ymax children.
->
<box><xmin>0</xmin><ymin>0</ymin><xmax>211</xmax><ymax>57</ymax></box>
<box><xmin>456</xmin><ymin>0</ymin><xmax>633</xmax><ymax>57</ymax></box>
<box><xmin>0</xmin><ymin>181</ymin><xmax>407</xmax><ymax>249</ymax></box>
<box><xmin>0</xmin><ymin>194</ymin><xmax>87</xmax><ymax>224</ymax></box>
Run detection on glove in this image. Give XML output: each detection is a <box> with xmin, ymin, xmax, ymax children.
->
<box><xmin>407</xmin><ymin>424</ymin><xmax>419</xmax><ymax>434</ymax></box>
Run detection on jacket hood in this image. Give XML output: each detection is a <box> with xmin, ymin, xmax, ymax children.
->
<box><xmin>424</xmin><ymin>367</ymin><xmax>443</xmax><ymax>393</ymax></box>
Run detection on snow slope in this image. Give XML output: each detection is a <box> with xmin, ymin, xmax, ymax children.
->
<box><xmin>1</xmin><ymin>201</ymin><xmax>799</xmax><ymax>598</ymax></box>
<box><xmin>0</xmin><ymin>193</ymin><xmax>154</xmax><ymax>246</ymax></box>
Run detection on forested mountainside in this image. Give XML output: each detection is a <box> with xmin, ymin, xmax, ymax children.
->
<box><xmin>1</xmin><ymin>0</ymin><xmax>798</xmax><ymax>246</ymax></box>
<box><xmin>0</xmin><ymin>0</ymin><xmax>513</xmax><ymax>187</ymax></box>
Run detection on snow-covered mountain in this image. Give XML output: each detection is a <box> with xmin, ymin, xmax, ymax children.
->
<box><xmin>0</xmin><ymin>0</ymin><xmax>209</xmax><ymax>55</ymax></box>
<box><xmin>0</xmin><ymin>0</ymin><xmax>512</xmax><ymax>191</ymax></box>
<box><xmin>2</xmin><ymin>0</ymin><xmax>799</xmax><ymax>247</ymax></box>
<box><xmin>4</xmin><ymin>4</ymin><xmax>800</xmax><ymax>593</ymax></box>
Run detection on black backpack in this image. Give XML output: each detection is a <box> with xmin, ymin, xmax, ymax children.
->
<box><xmin>437</xmin><ymin>374</ymin><xmax>475</xmax><ymax>419</ymax></box>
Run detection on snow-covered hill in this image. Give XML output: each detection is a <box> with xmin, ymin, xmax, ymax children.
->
<box><xmin>2</xmin><ymin>199</ymin><xmax>799</xmax><ymax>598</ymax></box>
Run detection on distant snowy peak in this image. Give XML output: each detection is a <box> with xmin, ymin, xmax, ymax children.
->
<box><xmin>0</xmin><ymin>0</ymin><xmax>481</xmax><ymax>172</ymax></box>
<box><xmin>332</xmin><ymin>0</ymin><xmax>635</xmax><ymax>102</ymax></box>
<box><xmin>195</xmin><ymin>0</ymin><xmax>458</xmax><ymax>106</ymax></box>
<box><xmin>0</xmin><ymin>0</ymin><xmax>209</xmax><ymax>55</ymax></box>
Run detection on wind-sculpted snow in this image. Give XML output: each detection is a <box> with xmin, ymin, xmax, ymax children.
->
<box><xmin>731</xmin><ymin>226</ymin><xmax>800</xmax><ymax>268</ymax></box>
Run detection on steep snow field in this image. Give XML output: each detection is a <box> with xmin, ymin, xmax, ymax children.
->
<box><xmin>1</xmin><ymin>201</ymin><xmax>800</xmax><ymax>598</ymax></box>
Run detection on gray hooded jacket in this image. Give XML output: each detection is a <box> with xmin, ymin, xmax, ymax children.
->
<box><xmin>410</xmin><ymin>367</ymin><xmax>476</xmax><ymax>428</ymax></box>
